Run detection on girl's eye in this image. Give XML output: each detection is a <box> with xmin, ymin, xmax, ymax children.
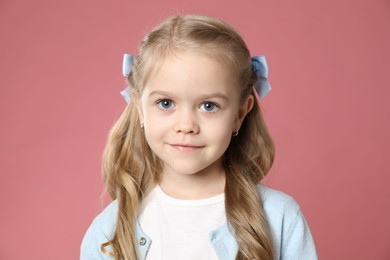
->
<box><xmin>157</xmin><ymin>99</ymin><xmax>174</xmax><ymax>110</ymax></box>
<box><xmin>199</xmin><ymin>102</ymin><xmax>219</xmax><ymax>112</ymax></box>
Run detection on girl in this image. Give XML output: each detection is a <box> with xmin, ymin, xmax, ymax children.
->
<box><xmin>81</xmin><ymin>15</ymin><xmax>317</xmax><ymax>260</ymax></box>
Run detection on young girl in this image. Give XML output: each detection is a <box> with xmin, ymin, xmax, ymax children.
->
<box><xmin>81</xmin><ymin>15</ymin><xmax>317</xmax><ymax>260</ymax></box>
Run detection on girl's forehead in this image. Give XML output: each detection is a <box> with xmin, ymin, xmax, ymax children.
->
<box><xmin>143</xmin><ymin>48</ymin><xmax>233</xmax><ymax>81</ymax></box>
<box><xmin>142</xmin><ymin>52</ymin><xmax>238</xmax><ymax>97</ymax></box>
<box><xmin>146</xmin><ymin>53</ymin><xmax>233</xmax><ymax>85</ymax></box>
<box><xmin>149</xmin><ymin>50</ymin><xmax>228</xmax><ymax>74</ymax></box>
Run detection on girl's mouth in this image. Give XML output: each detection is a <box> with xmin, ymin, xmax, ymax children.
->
<box><xmin>170</xmin><ymin>144</ymin><xmax>204</xmax><ymax>151</ymax></box>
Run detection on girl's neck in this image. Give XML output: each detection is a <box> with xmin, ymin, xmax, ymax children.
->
<box><xmin>159</xmin><ymin>164</ymin><xmax>226</xmax><ymax>200</ymax></box>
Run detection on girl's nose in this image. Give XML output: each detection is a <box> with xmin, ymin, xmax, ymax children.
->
<box><xmin>173</xmin><ymin>109</ymin><xmax>200</xmax><ymax>134</ymax></box>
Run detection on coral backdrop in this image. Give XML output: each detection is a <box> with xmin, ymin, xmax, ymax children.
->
<box><xmin>1</xmin><ymin>0</ymin><xmax>389</xmax><ymax>259</ymax></box>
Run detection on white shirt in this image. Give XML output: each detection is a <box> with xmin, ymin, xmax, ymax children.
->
<box><xmin>138</xmin><ymin>186</ymin><xmax>226</xmax><ymax>260</ymax></box>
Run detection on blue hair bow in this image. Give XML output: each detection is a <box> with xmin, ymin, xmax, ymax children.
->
<box><xmin>120</xmin><ymin>54</ymin><xmax>134</xmax><ymax>103</ymax></box>
<box><xmin>251</xmin><ymin>56</ymin><xmax>271</xmax><ymax>98</ymax></box>
<box><xmin>120</xmin><ymin>54</ymin><xmax>271</xmax><ymax>104</ymax></box>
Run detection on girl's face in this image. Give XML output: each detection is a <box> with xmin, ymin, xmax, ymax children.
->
<box><xmin>135</xmin><ymin>52</ymin><xmax>253</xmax><ymax>183</ymax></box>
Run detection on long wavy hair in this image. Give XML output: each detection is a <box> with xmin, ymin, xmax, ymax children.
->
<box><xmin>101</xmin><ymin>14</ymin><xmax>275</xmax><ymax>260</ymax></box>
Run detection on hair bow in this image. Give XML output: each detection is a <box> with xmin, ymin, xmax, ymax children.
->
<box><xmin>120</xmin><ymin>54</ymin><xmax>271</xmax><ymax>104</ymax></box>
<box><xmin>120</xmin><ymin>54</ymin><xmax>134</xmax><ymax>103</ymax></box>
<box><xmin>251</xmin><ymin>56</ymin><xmax>271</xmax><ymax>98</ymax></box>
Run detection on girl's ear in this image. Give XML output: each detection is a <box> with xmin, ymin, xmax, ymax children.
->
<box><xmin>234</xmin><ymin>94</ymin><xmax>254</xmax><ymax>130</ymax></box>
<box><xmin>131</xmin><ymin>89</ymin><xmax>144</xmax><ymax>123</ymax></box>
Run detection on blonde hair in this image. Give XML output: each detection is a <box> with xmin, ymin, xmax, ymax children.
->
<box><xmin>102</xmin><ymin>14</ymin><xmax>275</xmax><ymax>260</ymax></box>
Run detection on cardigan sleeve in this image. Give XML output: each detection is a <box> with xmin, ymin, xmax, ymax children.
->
<box><xmin>80</xmin><ymin>201</ymin><xmax>118</xmax><ymax>260</ymax></box>
<box><xmin>259</xmin><ymin>184</ymin><xmax>318</xmax><ymax>260</ymax></box>
<box><xmin>80</xmin><ymin>218</ymin><xmax>116</xmax><ymax>260</ymax></box>
<box><xmin>280</xmin><ymin>206</ymin><xmax>318</xmax><ymax>260</ymax></box>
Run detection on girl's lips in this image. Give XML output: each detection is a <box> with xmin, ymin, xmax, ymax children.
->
<box><xmin>170</xmin><ymin>144</ymin><xmax>204</xmax><ymax>151</ymax></box>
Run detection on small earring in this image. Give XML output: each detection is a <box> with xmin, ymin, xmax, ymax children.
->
<box><xmin>232</xmin><ymin>129</ymin><xmax>239</xmax><ymax>137</ymax></box>
<box><xmin>140</xmin><ymin>123</ymin><xmax>144</xmax><ymax>130</ymax></box>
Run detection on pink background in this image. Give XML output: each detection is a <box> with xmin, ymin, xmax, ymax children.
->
<box><xmin>1</xmin><ymin>0</ymin><xmax>389</xmax><ymax>259</ymax></box>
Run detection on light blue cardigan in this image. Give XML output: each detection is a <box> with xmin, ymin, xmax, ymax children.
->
<box><xmin>80</xmin><ymin>185</ymin><xmax>318</xmax><ymax>259</ymax></box>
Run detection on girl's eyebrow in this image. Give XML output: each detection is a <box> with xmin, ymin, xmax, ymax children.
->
<box><xmin>148</xmin><ymin>90</ymin><xmax>172</xmax><ymax>98</ymax></box>
<box><xmin>197</xmin><ymin>93</ymin><xmax>229</xmax><ymax>100</ymax></box>
<box><xmin>148</xmin><ymin>90</ymin><xmax>229</xmax><ymax>100</ymax></box>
